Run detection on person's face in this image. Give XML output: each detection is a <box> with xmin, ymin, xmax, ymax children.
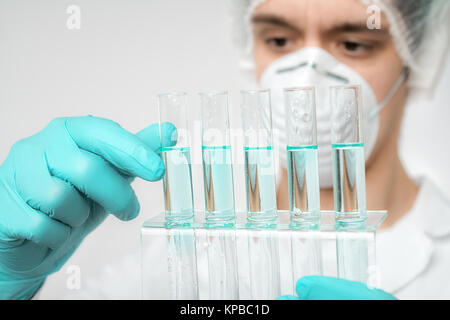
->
<box><xmin>251</xmin><ymin>0</ymin><xmax>408</xmax><ymax>164</ymax></box>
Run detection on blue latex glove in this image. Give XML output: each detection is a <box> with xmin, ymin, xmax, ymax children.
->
<box><xmin>278</xmin><ymin>276</ymin><xmax>397</xmax><ymax>300</ymax></box>
<box><xmin>0</xmin><ymin>116</ymin><xmax>176</xmax><ymax>299</ymax></box>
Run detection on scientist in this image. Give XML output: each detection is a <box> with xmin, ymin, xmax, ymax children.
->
<box><xmin>0</xmin><ymin>0</ymin><xmax>449</xmax><ymax>300</ymax></box>
<box><xmin>234</xmin><ymin>0</ymin><xmax>450</xmax><ymax>299</ymax></box>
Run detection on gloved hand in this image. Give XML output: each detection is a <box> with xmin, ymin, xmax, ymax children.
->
<box><xmin>0</xmin><ymin>116</ymin><xmax>176</xmax><ymax>300</ymax></box>
<box><xmin>278</xmin><ymin>276</ymin><xmax>397</xmax><ymax>300</ymax></box>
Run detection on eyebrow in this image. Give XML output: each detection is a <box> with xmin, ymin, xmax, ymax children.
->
<box><xmin>251</xmin><ymin>14</ymin><xmax>299</xmax><ymax>32</ymax></box>
<box><xmin>331</xmin><ymin>23</ymin><xmax>388</xmax><ymax>35</ymax></box>
<box><xmin>251</xmin><ymin>14</ymin><xmax>388</xmax><ymax>36</ymax></box>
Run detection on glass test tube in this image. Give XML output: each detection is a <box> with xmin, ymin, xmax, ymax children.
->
<box><xmin>330</xmin><ymin>85</ymin><xmax>367</xmax><ymax>221</ymax></box>
<box><xmin>200</xmin><ymin>91</ymin><xmax>235</xmax><ymax>223</ymax></box>
<box><xmin>240</xmin><ymin>89</ymin><xmax>277</xmax><ymax>223</ymax></box>
<box><xmin>247</xmin><ymin>229</ymin><xmax>281</xmax><ymax>299</ymax></box>
<box><xmin>200</xmin><ymin>92</ymin><xmax>239</xmax><ymax>300</ymax></box>
<box><xmin>158</xmin><ymin>92</ymin><xmax>194</xmax><ymax>222</ymax></box>
<box><xmin>336</xmin><ymin>224</ymin><xmax>370</xmax><ymax>283</ymax></box>
<box><xmin>284</xmin><ymin>87</ymin><xmax>320</xmax><ymax>225</ymax></box>
<box><xmin>285</xmin><ymin>87</ymin><xmax>323</xmax><ymax>286</ymax></box>
<box><xmin>206</xmin><ymin>229</ymin><xmax>239</xmax><ymax>300</ymax></box>
<box><xmin>167</xmin><ymin>228</ymin><xmax>199</xmax><ymax>299</ymax></box>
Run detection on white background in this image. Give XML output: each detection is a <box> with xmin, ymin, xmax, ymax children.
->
<box><xmin>0</xmin><ymin>0</ymin><xmax>449</xmax><ymax>298</ymax></box>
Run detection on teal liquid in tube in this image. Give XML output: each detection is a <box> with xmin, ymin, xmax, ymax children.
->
<box><xmin>158</xmin><ymin>92</ymin><xmax>194</xmax><ymax>223</ymax></box>
<box><xmin>200</xmin><ymin>91</ymin><xmax>236</xmax><ymax>224</ymax></box>
<box><xmin>332</xmin><ymin>142</ymin><xmax>366</xmax><ymax>220</ymax></box>
<box><xmin>287</xmin><ymin>145</ymin><xmax>320</xmax><ymax>223</ymax></box>
<box><xmin>200</xmin><ymin>92</ymin><xmax>239</xmax><ymax>298</ymax></box>
<box><xmin>330</xmin><ymin>85</ymin><xmax>367</xmax><ymax>221</ymax></box>
<box><xmin>162</xmin><ymin>146</ymin><xmax>194</xmax><ymax>221</ymax></box>
<box><xmin>202</xmin><ymin>145</ymin><xmax>235</xmax><ymax>222</ymax></box>
<box><xmin>241</xmin><ymin>89</ymin><xmax>278</xmax><ymax>223</ymax></box>
<box><xmin>284</xmin><ymin>87</ymin><xmax>320</xmax><ymax>226</ymax></box>
<box><xmin>244</xmin><ymin>146</ymin><xmax>277</xmax><ymax>222</ymax></box>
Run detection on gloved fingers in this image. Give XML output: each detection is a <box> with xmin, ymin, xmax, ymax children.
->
<box><xmin>15</xmin><ymin>155</ymin><xmax>90</xmax><ymax>227</ymax></box>
<box><xmin>295</xmin><ymin>276</ymin><xmax>396</xmax><ymax>300</ymax></box>
<box><xmin>276</xmin><ymin>295</ymin><xmax>301</xmax><ymax>300</ymax></box>
<box><xmin>42</xmin><ymin>178</ymin><xmax>90</xmax><ymax>227</ymax></box>
<box><xmin>296</xmin><ymin>276</ymin><xmax>355</xmax><ymax>300</ymax></box>
<box><xmin>1</xmin><ymin>194</ymin><xmax>71</xmax><ymax>249</ymax></box>
<box><xmin>47</xmin><ymin>148</ymin><xmax>140</xmax><ymax>221</ymax></box>
<box><xmin>63</xmin><ymin>116</ymin><xmax>165</xmax><ymax>181</ymax></box>
<box><xmin>136</xmin><ymin>122</ymin><xmax>178</xmax><ymax>154</ymax></box>
<box><xmin>19</xmin><ymin>210</ymin><xmax>70</xmax><ymax>250</ymax></box>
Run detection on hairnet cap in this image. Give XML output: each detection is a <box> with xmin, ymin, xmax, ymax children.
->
<box><xmin>361</xmin><ymin>0</ymin><xmax>450</xmax><ymax>96</ymax></box>
<box><xmin>229</xmin><ymin>0</ymin><xmax>450</xmax><ymax>97</ymax></box>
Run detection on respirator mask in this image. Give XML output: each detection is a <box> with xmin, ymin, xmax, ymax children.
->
<box><xmin>260</xmin><ymin>47</ymin><xmax>407</xmax><ymax>188</ymax></box>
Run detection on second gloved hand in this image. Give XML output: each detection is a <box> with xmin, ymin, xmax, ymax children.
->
<box><xmin>278</xmin><ymin>276</ymin><xmax>397</xmax><ymax>300</ymax></box>
<box><xmin>0</xmin><ymin>116</ymin><xmax>176</xmax><ymax>299</ymax></box>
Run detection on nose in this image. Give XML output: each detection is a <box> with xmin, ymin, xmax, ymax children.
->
<box><xmin>302</xmin><ymin>32</ymin><xmax>324</xmax><ymax>50</ymax></box>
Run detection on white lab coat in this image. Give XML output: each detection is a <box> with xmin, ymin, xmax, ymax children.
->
<box><xmin>34</xmin><ymin>178</ymin><xmax>450</xmax><ymax>299</ymax></box>
<box><xmin>376</xmin><ymin>178</ymin><xmax>450</xmax><ymax>299</ymax></box>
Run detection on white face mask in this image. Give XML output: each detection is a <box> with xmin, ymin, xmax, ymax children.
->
<box><xmin>260</xmin><ymin>47</ymin><xmax>407</xmax><ymax>188</ymax></box>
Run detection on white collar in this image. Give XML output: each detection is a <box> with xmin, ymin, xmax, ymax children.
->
<box><xmin>376</xmin><ymin>179</ymin><xmax>450</xmax><ymax>293</ymax></box>
<box><xmin>417</xmin><ymin>179</ymin><xmax>450</xmax><ymax>237</ymax></box>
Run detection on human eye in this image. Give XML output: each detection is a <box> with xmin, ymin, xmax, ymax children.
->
<box><xmin>338</xmin><ymin>39</ymin><xmax>375</xmax><ymax>58</ymax></box>
<box><xmin>264</xmin><ymin>36</ymin><xmax>294</xmax><ymax>53</ymax></box>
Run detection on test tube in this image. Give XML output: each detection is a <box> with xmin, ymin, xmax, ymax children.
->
<box><xmin>206</xmin><ymin>229</ymin><xmax>239</xmax><ymax>299</ymax></box>
<box><xmin>330</xmin><ymin>85</ymin><xmax>367</xmax><ymax>221</ymax></box>
<box><xmin>284</xmin><ymin>87</ymin><xmax>320</xmax><ymax>225</ymax></box>
<box><xmin>285</xmin><ymin>87</ymin><xmax>323</xmax><ymax>286</ymax></box>
<box><xmin>240</xmin><ymin>89</ymin><xmax>277</xmax><ymax>223</ymax></box>
<box><xmin>200</xmin><ymin>91</ymin><xmax>239</xmax><ymax>299</ymax></box>
<box><xmin>247</xmin><ymin>229</ymin><xmax>281</xmax><ymax>299</ymax></box>
<box><xmin>200</xmin><ymin>91</ymin><xmax>235</xmax><ymax>223</ymax></box>
<box><xmin>336</xmin><ymin>224</ymin><xmax>370</xmax><ymax>283</ymax></box>
<box><xmin>167</xmin><ymin>228</ymin><xmax>199</xmax><ymax>299</ymax></box>
<box><xmin>158</xmin><ymin>92</ymin><xmax>194</xmax><ymax>222</ymax></box>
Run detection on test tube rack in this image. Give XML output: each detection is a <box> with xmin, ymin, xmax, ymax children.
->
<box><xmin>141</xmin><ymin>210</ymin><xmax>386</xmax><ymax>300</ymax></box>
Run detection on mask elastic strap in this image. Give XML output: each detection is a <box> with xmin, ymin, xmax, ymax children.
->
<box><xmin>368</xmin><ymin>67</ymin><xmax>410</xmax><ymax>119</ymax></box>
